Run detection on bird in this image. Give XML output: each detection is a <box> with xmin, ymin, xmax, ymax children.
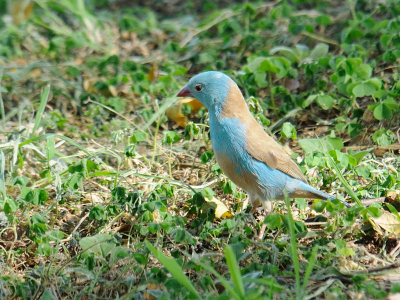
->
<box><xmin>177</xmin><ymin>71</ymin><xmax>347</xmax><ymax>239</ymax></box>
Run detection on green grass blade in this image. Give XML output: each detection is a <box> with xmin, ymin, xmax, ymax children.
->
<box><xmin>196</xmin><ymin>260</ymin><xmax>241</xmax><ymax>300</ymax></box>
<box><xmin>319</xmin><ymin>138</ymin><xmax>362</xmax><ymax>205</ymax></box>
<box><xmin>46</xmin><ymin>135</ymin><xmax>56</xmax><ymax>161</ymax></box>
<box><xmin>145</xmin><ymin>241</ymin><xmax>200</xmax><ymax>299</ymax></box>
<box><xmin>225</xmin><ymin>245</ymin><xmax>245</xmax><ymax>299</ymax></box>
<box><xmin>0</xmin><ymin>66</ymin><xmax>4</xmax><ymax>127</ymax></box>
<box><xmin>0</xmin><ymin>150</ymin><xmax>6</xmax><ymax>201</ymax></box>
<box><xmin>284</xmin><ymin>194</ymin><xmax>302</xmax><ymax>299</ymax></box>
<box><xmin>300</xmin><ymin>244</ymin><xmax>318</xmax><ymax>299</ymax></box>
<box><xmin>31</xmin><ymin>85</ymin><xmax>51</xmax><ymax>138</ymax></box>
<box><xmin>143</xmin><ymin>97</ymin><xmax>177</xmax><ymax>130</ymax></box>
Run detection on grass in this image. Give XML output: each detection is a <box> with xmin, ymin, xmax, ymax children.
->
<box><xmin>1</xmin><ymin>0</ymin><xmax>400</xmax><ymax>299</ymax></box>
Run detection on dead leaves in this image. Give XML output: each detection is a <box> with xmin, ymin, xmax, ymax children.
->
<box><xmin>370</xmin><ymin>211</ymin><xmax>400</xmax><ymax>239</ymax></box>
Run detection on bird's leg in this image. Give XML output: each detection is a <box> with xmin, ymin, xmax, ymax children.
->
<box><xmin>258</xmin><ymin>199</ymin><xmax>273</xmax><ymax>240</ymax></box>
<box><xmin>258</xmin><ymin>223</ymin><xmax>267</xmax><ymax>240</ymax></box>
<box><xmin>248</xmin><ymin>194</ymin><xmax>260</xmax><ymax>214</ymax></box>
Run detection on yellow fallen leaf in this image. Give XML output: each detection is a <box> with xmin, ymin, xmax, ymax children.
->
<box><xmin>166</xmin><ymin>98</ymin><xmax>203</xmax><ymax>127</ymax></box>
<box><xmin>370</xmin><ymin>211</ymin><xmax>400</xmax><ymax>238</ymax></box>
<box><xmin>201</xmin><ymin>197</ymin><xmax>233</xmax><ymax>219</ymax></box>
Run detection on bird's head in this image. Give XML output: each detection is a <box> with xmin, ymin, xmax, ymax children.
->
<box><xmin>177</xmin><ymin>71</ymin><xmax>233</xmax><ymax>114</ymax></box>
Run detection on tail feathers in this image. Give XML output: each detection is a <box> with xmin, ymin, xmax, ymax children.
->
<box><xmin>290</xmin><ymin>182</ymin><xmax>349</xmax><ymax>207</ymax></box>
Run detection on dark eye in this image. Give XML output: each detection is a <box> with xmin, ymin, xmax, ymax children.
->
<box><xmin>195</xmin><ymin>84</ymin><xmax>202</xmax><ymax>91</ymax></box>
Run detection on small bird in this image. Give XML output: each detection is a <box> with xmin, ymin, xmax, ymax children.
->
<box><xmin>177</xmin><ymin>71</ymin><xmax>345</xmax><ymax>239</ymax></box>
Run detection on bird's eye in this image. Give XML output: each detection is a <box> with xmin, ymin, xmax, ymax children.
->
<box><xmin>195</xmin><ymin>84</ymin><xmax>202</xmax><ymax>91</ymax></box>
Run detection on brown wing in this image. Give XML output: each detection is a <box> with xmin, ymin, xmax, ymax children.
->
<box><xmin>220</xmin><ymin>82</ymin><xmax>307</xmax><ymax>183</ymax></box>
<box><xmin>245</xmin><ymin>118</ymin><xmax>308</xmax><ymax>183</ymax></box>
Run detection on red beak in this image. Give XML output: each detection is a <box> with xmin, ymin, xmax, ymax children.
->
<box><xmin>177</xmin><ymin>85</ymin><xmax>194</xmax><ymax>97</ymax></box>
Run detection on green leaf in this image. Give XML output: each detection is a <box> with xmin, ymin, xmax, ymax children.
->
<box><xmin>89</xmin><ymin>204</ymin><xmax>106</xmax><ymax>220</ymax></box>
<box><xmin>366</xmin><ymin>78</ymin><xmax>383</xmax><ymax>89</ymax></box>
<box><xmin>269</xmin><ymin>46</ymin><xmax>299</xmax><ymax>63</ymax></box>
<box><xmin>130</xmin><ymin>130</ymin><xmax>147</xmax><ymax>143</ymax></box>
<box><xmin>373</xmin><ymin>103</ymin><xmax>392</xmax><ymax>120</ymax></box>
<box><xmin>308</xmin><ymin>43</ymin><xmax>329</xmax><ymax>61</ymax></box>
<box><xmin>247</xmin><ymin>57</ymin><xmax>278</xmax><ymax>73</ymax></box>
<box><xmin>355</xmin><ymin>64</ymin><xmax>372</xmax><ymax>80</ymax></box>
<box><xmin>40</xmin><ymin>289</ymin><xmax>56</xmax><ymax>300</ymax></box>
<box><xmin>338</xmin><ymin>247</ymin><xmax>355</xmax><ymax>257</ymax></box>
<box><xmin>316</xmin><ymin>95</ymin><xmax>334</xmax><ymax>110</ymax></box>
<box><xmin>264</xmin><ymin>213</ymin><xmax>282</xmax><ymax>229</ymax></box>
<box><xmin>302</xmin><ymin>95</ymin><xmax>317</xmax><ymax>108</ymax></box>
<box><xmin>329</xmin><ymin>150</ymin><xmax>349</xmax><ymax>169</ymax></box>
<box><xmin>145</xmin><ymin>241</ymin><xmax>200</xmax><ymax>298</ymax></box>
<box><xmin>299</xmin><ymin>139</ymin><xmax>335</xmax><ymax>153</ymax></box>
<box><xmin>162</xmin><ymin>131</ymin><xmax>181</xmax><ymax>145</ymax></box>
<box><xmin>347</xmin><ymin>123</ymin><xmax>363</xmax><ymax>137</ymax></box>
<box><xmin>326</xmin><ymin>137</ymin><xmax>344</xmax><ymax>151</ymax></box>
<box><xmin>270</xmin><ymin>57</ymin><xmax>291</xmax><ymax>78</ymax></box>
<box><xmin>246</xmin><ymin>57</ymin><xmax>290</xmax><ymax>78</ymax></box>
<box><xmin>383</xmin><ymin>97</ymin><xmax>399</xmax><ymax>110</ymax></box>
<box><xmin>4</xmin><ymin>199</ymin><xmax>18</xmax><ymax>213</ymax></box>
<box><xmin>352</xmin><ymin>83</ymin><xmax>376</xmax><ymax>97</ymax></box>
<box><xmin>79</xmin><ymin>233</ymin><xmax>116</xmax><ymax>258</ymax></box>
<box><xmin>350</xmin><ymin>149</ymin><xmax>373</xmax><ymax>165</ymax></box>
<box><xmin>316</xmin><ymin>15</ymin><xmax>332</xmax><ymax>26</ymax></box>
<box><xmin>254</xmin><ymin>71</ymin><xmax>268</xmax><ymax>87</ymax></box>
<box><xmin>280</xmin><ymin>122</ymin><xmax>297</xmax><ymax>139</ymax></box>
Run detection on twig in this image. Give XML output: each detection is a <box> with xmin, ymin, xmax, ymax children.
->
<box><xmin>348</xmin><ymin>197</ymin><xmax>386</xmax><ymax>207</ymax></box>
<box><xmin>60</xmin><ymin>213</ymin><xmax>90</xmax><ymax>244</ymax></box>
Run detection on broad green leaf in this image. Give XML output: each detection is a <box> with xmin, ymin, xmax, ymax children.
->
<box><xmin>264</xmin><ymin>213</ymin><xmax>282</xmax><ymax>229</ymax></box>
<box><xmin>162</xmin><ymin>131</ymin><xmax>181</xmax><ymax>145</ymax></box>
<box><xmin>40</xmin><ymin>289</ymin><xmax>56</xmax><ymax>300</ymax></box>
<box><xmin>346</xmin><ymin>154</ymin><xmax>357</xmax><ymax>167</ymax></box>
<box><xmin>79</xmin><ymin>234</ymin><xmax>116</xmax><ymax>258</ymax></box>
<box><xmin>383</xmin><ymin>97</ymin><xmax>399</xmax><ymax>110</ymax></box>
<box><xmin>366</xmin><ymin>78</ymin><xmax>383</xmax><ymax>89</ymax></box>
<box><xmin>130</xmin><ymin>130</ymin><xmax>147</xmax><ymax>143</ymax></box>
<box><xmin>380</xmin><ymin>35</ymin><xmax>392</xmax><ymax>47</ymax></box>
<box><xmin>247</xmin><ymin>57</ymin><xmax>278</xmax><ymax>73</ymax></box>
<box><xmin>254</xmin><ymin>71</ymin><xmax>268</xmax><ymax>87</ymax></box>
<box><xmin>347</xmin><ymin>123</ymin><xmax>363</xmax><ymax>137</ymax></box>
<box><xmin>338</xmin><ymin>247</ymin><xmax>355</xmax><ymax>257</ymax></box>
<box><xmin>280</xmin><ymin>122</ymin><xmax>297</xmax><ymax>139</ymax></box>
<box><xmin>298</xmin><ymin>139</ymin><xmax>335</xmax><ymax>153</ymax></box>
<box><xmin>302</xmin><ymin>95</ymin><xmax>317</xmax><ymax>108</ymax></box>
<box><xmin>373</xmin><ymin>103</ymin><xmax>392</xmax><ymax>120</ymax></box>
<box><xmin>246</xmin><ymin>57</ymin><xmax>290</xmax><ymax>78</ymax></box>
<box><xmin>316</xmin><ymin>95</ymin><xmax>334</xmax><ymax>110</ymax></box>
<box><xmin>350</xmin><ymin>149</ymin><xmax>373</xmax><ymax>165</ymax></box>
<box><xmin>352</xmin><ymin>83</ymin><xmax>376</xmax><ymax>97</ymax></box>
<box><xmin>329</xmin><ymin>150</ymin><xmax>349</xmax><ymax>169</ymax></box>
<box><xmin>316</xmin><ymin>15</ymin><xmax>332</xmax><ymax>26</ymax></box>
<box><xmin>355</xmin><ymin>64</ymin><xmax>372</xmax><ymax>80</ymax></box>
<box><xmin>308</xmin><ymin>43</ymin><xmax>329</xmax><ymax>61</ymax></box>
<box><xmin>326</xmin><ymin>137</ymin><xmax>344</xmax><ymax>150</ymax></box>
<box><xmin>270</xmin><ymin>57</ymin><xmax>291</xmax><ymax>78</ymax></box>
<box><xmin>269</xmin><ymin>46</ymin><xmax>299</xmax><ymax>62</ymax></box>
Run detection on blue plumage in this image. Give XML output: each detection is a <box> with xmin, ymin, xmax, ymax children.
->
<box><xmin>177</xmin><ymin>71</ymin><xmax>344</xmax><ymax>238</ymax></box>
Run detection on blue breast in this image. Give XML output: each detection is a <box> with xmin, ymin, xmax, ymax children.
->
<box><xmin>209</xmin><ymin>115</ymin><xmax>292</xmax><ymax>200</ymax></box>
